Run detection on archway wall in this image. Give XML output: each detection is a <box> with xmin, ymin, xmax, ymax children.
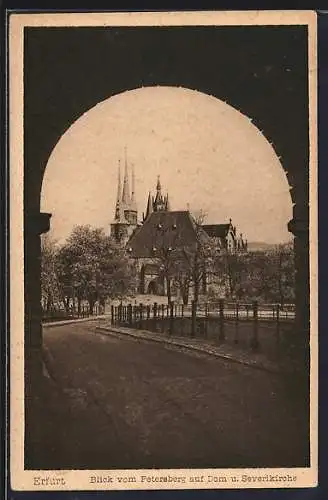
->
<box><xmin>25</xmin><ymin>25</ymin><xmax>309</xmax><ymax>216</ymax></box>
<box><xmin>23</xmin><ymin>26</ymin><xmax>310</xmax><ymax>405</ymax></box>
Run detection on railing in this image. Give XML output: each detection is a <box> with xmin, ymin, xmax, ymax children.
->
<box><xmin>42</xmin><ymin>304</ymin><xmax>104</xmax><ymax>323</ymax></box>
<box><xmin>110</xmin><ymin>300</ymin><xmax>300</xmax><ymax>364</ymax></box>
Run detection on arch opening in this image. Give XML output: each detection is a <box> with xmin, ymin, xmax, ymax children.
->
<box><xmin>41</xmin><ymin>86</ymin><xmax>293</xmax><ymax>246</ymax></box>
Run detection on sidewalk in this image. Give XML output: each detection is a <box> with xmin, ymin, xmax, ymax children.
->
<box><xmin>96</xmin><ymin>323</ymin><xmax>300</xmax><ymax>375</ymax></box>
<box><xmin>43</xmin><ymin>314</ymin><xmax>110</xmax><ymax>328</ymax></box>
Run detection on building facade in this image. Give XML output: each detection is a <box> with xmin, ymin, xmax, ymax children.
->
<box><xmin>110</xmin><ymin>168</ymin><xmax>247</xmax><ymax>299</ymax></box>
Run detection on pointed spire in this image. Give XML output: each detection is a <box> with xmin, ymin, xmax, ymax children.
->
<box><xmin>130</xmin><ymin>162</ymin><xmax>137</xmax><ymax>211</ymax></box>
<box><xmin>121</xmin><ymin>147</ymin><xmax>131</xmax><ymax>209</ymax></box>
<box><xmin>116</xmin><ymin>160</ymin><xmax>121</xmax><ymax>201</ymax></box>
<box><xmin>145</xmin><ymin>191</ymin><xmax>153</xmax><ymax>219</ymax></box>
<box><xmin>114</xmin><ymin>160</ymin><xmax>123</xmax><ymax>220</ymax></box>
<box><xmin>156</xmin><ymin>175</ymin><xmax>162</xmax><ymax>193</ymax></box>
<box><xmin>165</xmin><ymin>193</ymin><xmax>171</xmax><ymax>211</ymax></box>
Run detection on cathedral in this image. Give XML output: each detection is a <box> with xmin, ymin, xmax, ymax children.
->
<box><xmin>110</xmin><ymin>160</ymin><xmax>247</xmax><ymax>298</ymax></box>
<box><xmin>110</xmin><ymin>157</ymin><xmax>139</xmax><ymax>244</ymax></box>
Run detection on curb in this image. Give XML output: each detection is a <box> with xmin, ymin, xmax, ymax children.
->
<box><xmin>43</xmin><ymin>315</ymin><xmax>109</xmax><ymax>328</ymax></box>
<box><xmin>96</xmin><ymin>325</ymin><xmax>281</xmax><ymax>375</ymax></box>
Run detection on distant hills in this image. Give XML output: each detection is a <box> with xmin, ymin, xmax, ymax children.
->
<box><xmin>247</xmin><ymin>242</ymin><xmax>284</xmax><ymax>251</ymax></box>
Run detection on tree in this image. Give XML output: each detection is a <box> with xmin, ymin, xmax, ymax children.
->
<box><xmin>40</xmin><ymin>234</ymin><xmax>61</xmax><ymax>312</ymax></box>
<box><xmin>211</xmin><ymin>242</ymin><xmax>295</xmax><ymax>304</ymax></box>
<box><xmin>149</xmin><ymin>230</ymin><xmax>187</xmax><ymax>304</ymax></box>
<box><xmin>180</xmin><ymin>211</ymin><xmax>220</xmax><ymax>306</ymax></box>
<box><xmin>57</xmin><ymin>225</ymin><xmax>136</xmax><ymax>314</ymax></box>
<box><xmin>266</xmin><ymin>242</ymin><xmax>295</xmax><ymax>304</ymax></box>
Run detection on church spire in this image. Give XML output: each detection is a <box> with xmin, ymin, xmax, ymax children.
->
<box><xmin>165</xmin><ymin>193</ymin><xmax>171</xmax><ymax>211</ymax></box>
<box><xmin>121</xmin><ymin>147</ymin><xmax>131</xmax><ymax>209</ymax></box>
<box><xmin>130</xmin><ymin>162</ymin><xmax>137</xmax><ymax>211</ymax></box>
<box><xmin>113</xmin><ymin>160</ymin><xmax>127</xmax><ymax>222</ymax></box>
<box><xmin>114</xmin><ymin>160</ymin><xmax>122</xmax><ymax>220</ymax></box>
<box><xmin>156</xmin><ymin>175</ymin><xmax>162</xmax><ymax>194</ymax></box>
<box><xmin>153</xmin><ymin>175</ymin><xmax>167</xmax><ymax>212</ymax></box>
<box><xmin>144</xmin><ymin>191</ymin><xmax>153</xmax><ymax>220</ymax></box>
<box><xmin>116</xmin><ymin>160</ymin><xmax>121</xmax><ymax>202</ymax></box>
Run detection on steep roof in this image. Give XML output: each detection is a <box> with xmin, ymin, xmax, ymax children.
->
<box><xmin>202</xmin><ymin>224</ymin><xmax>231</xmax><ymax>239</ymax></box>
<box><xmin>127</xmin><ymin>211</ymin><xmax>201</xmax><ymax>258</ymax></box>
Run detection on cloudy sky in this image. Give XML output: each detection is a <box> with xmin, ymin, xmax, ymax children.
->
<box><xmin>41</xmin><ymin>86</ymin><xmax>293</xmax><ymax>244</ymax></box>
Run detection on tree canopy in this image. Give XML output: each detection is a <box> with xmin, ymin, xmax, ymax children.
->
<box><xmin>42</xmin><ymin>225</ymin><xmax>136</xmax><ymax>314</ymax></box>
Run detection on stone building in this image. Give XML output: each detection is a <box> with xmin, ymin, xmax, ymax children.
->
<box><xmin>110</xmin><ymin>166</ymin><xmax>247</xmax><ymax>298</ymax></box>
<box><xmin>110</xmin><ymin>156</ymin><xmax>139</xmax><ymax>245</ymax></box>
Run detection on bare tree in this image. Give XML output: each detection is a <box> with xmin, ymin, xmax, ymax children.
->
<box><xmin>180</xmin><ymin>211</ymin><xmax>219</xmax><ymax>306</ymax></box>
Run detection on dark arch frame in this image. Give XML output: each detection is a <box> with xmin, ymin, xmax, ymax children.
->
<box><xmin>23</xmin><ymin>25</ymin><xmax>310</xmax><ymax>465</ymax></box>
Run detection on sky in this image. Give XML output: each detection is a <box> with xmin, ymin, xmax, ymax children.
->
<box><xmin>41</xmin><ymin>86</ymin><xmax>293</xmax><ymax>244</ymax></box>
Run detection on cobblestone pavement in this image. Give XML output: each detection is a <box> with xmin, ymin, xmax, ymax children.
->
<box><xmin>30</xmin><ymin>321</ymin><xmax>309</xmax><ymax>470</ymax></box>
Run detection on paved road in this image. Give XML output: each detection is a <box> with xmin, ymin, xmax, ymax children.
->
<box><xmin>32</xmin><ymin>321</ymin><xmax>309</xmax><ymax>470</ymax></box>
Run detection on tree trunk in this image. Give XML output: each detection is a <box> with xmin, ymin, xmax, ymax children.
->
<box><xmin>182</xmin><ymin>283</ymin><xmax>189</xmax><ymax>305</ymax></box>
<box><xmin>88</xmin><ymin>297</ymin><xmax>95</xmax><ymax>315</ymax></box>
<box><xmin>63</xmin><ymin>296</ymin><xmax>70</xmax><ymax>314</ymax></box>
<box><xmin>46</xmin><ymin>294</ymin><xmax>52</xmax><ymax>313</ymax></box>
<box><xmin>166</xmin><ymin>276</ymin><xmax>172</xmax><ymax>304</ymax></box>
<box><xmin>194</xmin><ymin>275</ymin><xmax>200</xmax><ymax>305</ymax></box>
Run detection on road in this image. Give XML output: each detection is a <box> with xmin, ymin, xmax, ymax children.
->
<box><xmin>30</xmin><ymin>321</ymin><xmax>309</xmax><ymax>470</ymax></box>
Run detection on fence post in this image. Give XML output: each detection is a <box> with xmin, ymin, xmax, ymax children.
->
<box><xmin>204</xmin><ymin>303</ymin><xmax>208</xmax><ymax>338</ymax></box>
<box><xmin>169</xmin><ymin>301</ymin><xmax>174</xmax><ymax>336</ymax></box>
<box><xmin>139</xmin><ymin>303</ymin><xmax>143</xmax><ymax>329</ymax></box>
<box><xmin>147</xmin><ymin>305</ymin><xmax>150</xmax><ymax>320</ymax></box>
<box><xmin>234</xmin><ymin>302</ymin><xmax>239</xmax><ymax>344</ymax></box>
<box><xmin>111</xmin><ymin>305</ymin><xmax>114</xmax><ymax>325</ymax></box>
<box><xmin>276</xmin><ymin>303</ymin><xmax>280</xmax><ymax>358</ymax></box>
<box><xmin>161</xmin><ymin>304</ymin><xmax>165</xmax><ymax>333</ymax></box>
<box><xmin>181</xmin><ymin>304</ymin><xmax>184</xmax><ymax>318</ymax></box>
<box><xmin>128</xmin><ymin>303</ymin><xmax>133</xmax><ymax>326</ymax></box>
<box><xmin>219</xmin><ymin>299</ymin><xmax>225</xmax><ymax>342</ymax></box>
<box><xmin>190</xmin><ymin>300</ymin><xmax>196</xmax><ymax>337</ymax></box>
<box><xmin>250</xmin><ymin>300</ymin><xmax>260</xmax><ymax>351</ymax></box>
<box><xmin>153</xmin><ymin>302</ymin><xmax>158</xmax><ymax>332</ymax></box>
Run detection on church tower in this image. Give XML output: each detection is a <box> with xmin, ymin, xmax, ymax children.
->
<box><xmin>110</xmin><ymin>152</ymin><xmax>138</xmax><ymax>244</ymax></box>
<box><xmin>153</xmin><ymin>176</ymin><xmax>167</xmax><ymax>212</ymax></box>
<box><xmin>143</xmin><ymin>176</ymin><xmax>170</xmax><ymax>221</ymax></box>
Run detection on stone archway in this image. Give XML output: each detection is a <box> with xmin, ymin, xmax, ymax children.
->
<box><xmin>24</xmin><ymin>26</ymin><xmax>310</xmax><ymax>454</ymax></box>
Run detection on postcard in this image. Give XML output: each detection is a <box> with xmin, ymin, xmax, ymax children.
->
<box><xmin>9</xmin><ymin>10</ymin><xmax>318</xmax><ymax>491</ymax></box>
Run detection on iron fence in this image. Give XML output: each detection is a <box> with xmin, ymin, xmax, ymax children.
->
<box><xmin>42</xmin><ymin>304</ymin><xmax>103</xmax><ymax>323</ymax></box>
<box><xmin>110</xmin><ymin>299</ymin><xmax>300</xmax><ymax>363</ymax></box>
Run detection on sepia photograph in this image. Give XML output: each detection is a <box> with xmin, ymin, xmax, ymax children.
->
<box><xmin>9</xmin><ymin>10</ymin><xmax>317</xmax><ymax>491</ymax></box>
